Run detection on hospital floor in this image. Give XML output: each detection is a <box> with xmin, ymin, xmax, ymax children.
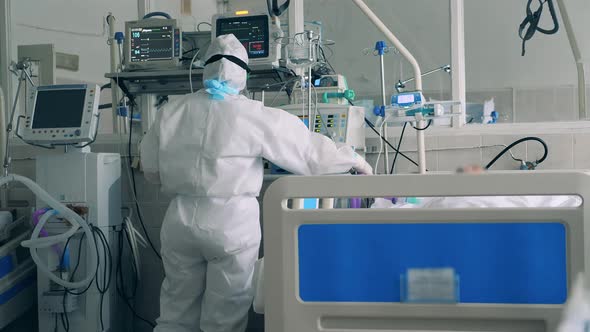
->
<box><xmin>1</xmin><ymin>307</ymin><xmax>260</xmax><ymax>332</ymax></box>
<box><xmin>3</xmin><ymin>307</ymin><xmax>37</xmax><ymax>331</ymax></box>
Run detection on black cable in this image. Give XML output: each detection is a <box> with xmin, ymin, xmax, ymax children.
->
<box><xmin>318</xmin><ymin>46</ymin><xmax>336</xmax><ymax>74</ymax></box>
<box><xmin>519</xmin><ymin>0</ymin><xmax>559</xmax><ymax>56</ymax></box>
<box><xmin>197</xmin><ymin>22</ymin><xmax>212</xmax><ymax>31</ymax></box>
<box><xmin>59</xmin><ymin>230</ymin><xmax>76</xmax><ymax>332</ymax></box>
<box><xmin>389</xmin><ymin>122</ymin><xmax>408</xmax><ymax>174</ymax></box>
<box><xmin>54</xmin><ymin>313</ymin><xmax>58</xmax><ymax>332</ymax></box>
<box><xmin>266</xmin><ymin>0</ymin><xmax>274</xmax><ymax>17</ymax></box>
<box><xmin>92</xmin><ymin>226</ymin><xmax>112</xmax><ymax>332</ymax></box>
<box><xmin>182</xmin><ymin>48</ymin><xmax>199</xmax><ymax>55</ymax></box>
<box><xmin>272</xmin><ymin>0</ymin><xmax>290</xmax><ymax>16</ymax></box>
<box><xmin>346</xmin><ymin>99</ymin><xmax>422</xmax><ymax>169</ymax></box>
<box><xmin>74</xmin><ymin>113</ymin><xmax>101</xmax><ymax>149</ymax></box>
<box><xmin>122</xmin><ymin>226</ymin><xmax>139</xmax><ymax>298</ymax></box>
<box><xmin>60</xmin><ymin>230</ymin><xmax>93</xmax><ymax>332</ymax></box>
<box><xmin>60</xmin><ymin>313</ymin><xmax>68</xmax><ymax>332</ymax></box>
<box><xmin>115</xmin><ymin>228</ymin><xmax>156</xmax><ymax>329</ymax></box>
<box><xmin>128</xmin><ymin>103</ymin><xmax>162</xmax><ymax>261</ymax></box>
<box><xmin>143</xmin><ymin>12</ymin><xmax>172</xmax><ymax>19</ymax></box>
<box><xmin>67</xmin><ymin>233</ymin><xmax>88</xmax><ymax>294</ymax></box>
<box><xmin>485</xmin><ymin>136</ymin><xmax>548</xmax><ymax>170</ymax></box>
<box><xmin>100</xmin><ymin>83</ymin><xmax>111</xmax><ymax>91</ymax></box>
<box><xmin>411</xmin><ymin>119</ymin><xmax>433</xmax><ymax>131</ymax></box>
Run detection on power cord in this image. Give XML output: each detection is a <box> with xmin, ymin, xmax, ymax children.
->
<box><xmin>116</xmin><ymin>227</ymin><xmax>156</xmax><ymax>329</ymax></box>
<box><xmin>318</xmin><ymin>46</ymin><xmax>336</xmax><ymax>74</ymax></box>
<box><xmin>92</xmin><ymin>226</ymin><xmax>113</xmax><ymax>332</ymax></box>
<box><xmin>346</xmin><ymin>98</ymin><xmax>422</xmax><ymax>170</ymax></box>
<box><xmin>411</xmin><ymin>119</ymin><xmax>432</xmax><ymax>131</ymax></box>
<box><xmin>128</xmin><ymin>102</ymin><xmax>162</xmax><ymax>261</ymax></box>
<box><xmin>58</xmin><ymin>225</ymin><xmax>113</xmax><ymax>332</ymax></box>
<box><xmin>389</xmin><ymin>122</ymin><xmax>408</xmax><ymax>174</ymax></box>
<box><xmin>197</xmin><ymin>22</ymin><xmax>212</xmax><ymax>31</ymax></box>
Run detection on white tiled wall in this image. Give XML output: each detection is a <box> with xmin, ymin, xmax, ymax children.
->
<box><xmin>366</xmin><ymin>130</ymin><xmax>583</xmax><ymax>174</ymax></box>
<box><xmin>5</xmin><ymin>127</ymin><xmax>590</xmax><ymax>331</ymax></box>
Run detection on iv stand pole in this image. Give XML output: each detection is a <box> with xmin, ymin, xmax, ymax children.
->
<box><xmin>4</xmin><ymin>59</ymin><xmax>35</xmax><ymax>177</ymax></box>
<box><xmin>352</xmin><ymin>0</ymin><xmax>427</xmax><ymax>174</ymax></box>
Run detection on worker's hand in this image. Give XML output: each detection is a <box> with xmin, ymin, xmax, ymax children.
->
<box><xmin>354</xmin><ymin>156</ymin><xmax>373</xmax><ymax>175</ymax></box>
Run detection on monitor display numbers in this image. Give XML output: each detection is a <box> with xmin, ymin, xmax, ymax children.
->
<box><xmin>217</xmin><ymin>15</ymin><xmax>269</xmax><ymax>59</ymax></box>
<box><xmin>397</xmin><ymin>94</ymin><xmax>415</xmax><ymax>104</ymax></box>
<box><xmin>130</xmin><ymin>25</ymin><xmax>174</xmax><ymax>62</ymax></box>
<box><xmin>249</xmin><ymin>41</ymin><xmax>265</xmax><ymax>55</ymax></box>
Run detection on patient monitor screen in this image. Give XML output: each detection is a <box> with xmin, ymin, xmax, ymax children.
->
<box><xmin>32</xmin><ymin>89</ymin><xmax>86</xmax><ymax>129</ymax></box>
<box><xmin>217</xmin><ymin>15</ymin><xmax>269</xmax><ymax>59</ymax></box>
<box><xmin>130</xmin><ymin>25</ymin><xmax>174</xmax><ymax>62</ymax></box>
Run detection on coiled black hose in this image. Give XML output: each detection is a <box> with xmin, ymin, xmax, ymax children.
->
<box><xmin>485</xmin><ymin>136</ymin><xmax>548</xmax><ymax>170</ymax></box>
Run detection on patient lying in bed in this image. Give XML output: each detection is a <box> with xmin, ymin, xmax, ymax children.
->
<box><xmin>372</xmin><ymin>195</ymin><xmax>582</xmax><ymax>209</ymax></box>
<box><xmin>372</xmin><ymin>165</ymin><xmax>582</xmax><ymax>209</ymax></box>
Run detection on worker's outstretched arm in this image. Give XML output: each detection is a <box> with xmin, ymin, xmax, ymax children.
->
<box><xmin>140</xmin><ymin>110</ymin><xmax>162</xmax><ymax>184</ymax></box>
<box><xmin>260</xmin><ymin>107</ymin><xmax>372</xmax><ymax>175</ymax></box>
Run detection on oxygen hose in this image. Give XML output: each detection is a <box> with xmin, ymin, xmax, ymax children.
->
<box><xmin>0</xmin><ymin>174</ymin><xmax>98</xmax><ymax>289</ymax></box>
<box><xmin>485</xmin><ymin>136</ymin><xmax>548</xmax><ymax>170</ymax></box>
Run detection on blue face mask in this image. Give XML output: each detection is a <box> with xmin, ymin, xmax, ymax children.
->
<box><xmin>204</xmin><ymin>79</ymin><xmax>239</xmax><ymax>100</ymax></box>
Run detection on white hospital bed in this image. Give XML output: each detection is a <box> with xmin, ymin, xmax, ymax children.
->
<box><xmin>257</xmin><ymin>171</ymin><xmax>590</xmax><ymax>332</ymax></box>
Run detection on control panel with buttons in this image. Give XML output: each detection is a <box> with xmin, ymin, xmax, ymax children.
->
<box><xmin>279</xmin><ymin>103</ymin><xmax>366</xmax><ymax>152</ymax></box>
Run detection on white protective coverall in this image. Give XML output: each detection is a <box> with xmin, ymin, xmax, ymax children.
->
<box><xmin>140</xmin><ymin>34</ymin><xmax>372</xmax><ymax>332</ymax></box>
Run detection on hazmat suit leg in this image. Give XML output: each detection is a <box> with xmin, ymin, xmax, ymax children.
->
<box><xmin>155</xmin><ymin>196</ymin><xmax>261</xmax><ymax>332</ymax></box>
<box><xmin>155</xmin><ymin>199</ymin><xmax>207</xmax><ymax>332</ymax></box>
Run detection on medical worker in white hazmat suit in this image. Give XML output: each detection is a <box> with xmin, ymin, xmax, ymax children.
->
<box><xmin>140</xmin><ymin>34</ymin><xmax>372</xmax><ymax>332</ymax></box>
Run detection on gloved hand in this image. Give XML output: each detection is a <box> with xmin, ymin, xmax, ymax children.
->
<box><xmin>354</xmin><ymin>155</ymin><xmax>373</xmax><ymax>175</ymax></box>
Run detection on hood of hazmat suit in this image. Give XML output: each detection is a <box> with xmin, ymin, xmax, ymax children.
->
<box><xmin>141</xmin><ymin>33</ymin><xmax>371</xmax><ymax>332</ymax></box>
<box><xmin>202</xmin><ymin>33</ymin><xmax>248</xmax><ymax>93</ymax></box>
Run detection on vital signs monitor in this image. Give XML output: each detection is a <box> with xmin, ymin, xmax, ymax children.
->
<box><xmin>21</xmin><ymin>84</ymin><xmax>100</xmax><ymax>145</ymax></box>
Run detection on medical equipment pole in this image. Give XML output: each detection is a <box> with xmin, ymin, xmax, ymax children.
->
<box><xmin>0</xmin><ymin>87</ymin><xmax>6</xmax><ymax>208</ymax></box>
<box><xmin>107</xmin><ymin>14</ymin><xmax>121</xmax><ymax>134</ymax></box>
<box><xmin>555</xmin><ymin>0</ymin><xmax>586</xmax><ymax>120</ymax></box>
<box><xmin>396</xmin><ymin>65</ymin><xmax>451</xmax><ymax>93</ymax></box>
<box><xmin>3</xmin><ymin>60</ymin><xmax>34</xmax><ymax>178</ymax></box>
<box><xmin>351</xmin><ymin>0</ymin><xmax>426</xmax><ymax>174</ymax></box>
<box><xmin>415</xmin><ymin>115</ymin><xmax>427</xmax><ymax>174</ymax></box>
<box><xmin>307</xmin><ymin>30</ymin><xmax>314</xmax><ymax>131</ymax></box>
<box><xmin>378</xmin><ymin>51</ymin><xmax>390</xmax><ymax>174</ymax></box>
<box><xmin>308</xmin><ymin>66</ymin><xmax>312</xmax><ymax>129</ymax></box>
<box><xmin>352</xmin><ymin>0</ymin><xmax>422</xmax><ymax>90</ymax></box>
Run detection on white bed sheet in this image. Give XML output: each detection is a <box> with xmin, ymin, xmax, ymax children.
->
<box><xmin>371</xmin><ymin>195</ymin><xmax>582</xmax><ymax>209</ymax></box>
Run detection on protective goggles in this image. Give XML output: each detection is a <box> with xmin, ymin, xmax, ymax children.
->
<box><xmin>204</xmin><ymin>54</ymin><xmax>252</xmax><ymax>74</ymax></box>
